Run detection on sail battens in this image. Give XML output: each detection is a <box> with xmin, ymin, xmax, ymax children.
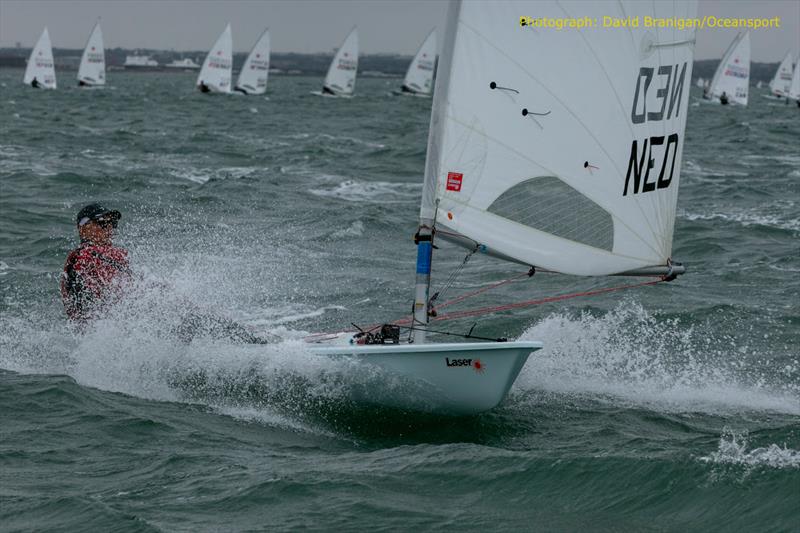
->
<box><xmin>423</xmin><ymin>0</ymin><xmax>697</xmax><ymax>277</ymax></box>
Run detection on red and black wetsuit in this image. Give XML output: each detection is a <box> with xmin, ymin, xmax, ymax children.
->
<box><xmin>60</xmin><ymin>241</ymin><xmax>132</xmax><ymax>322</ymax></box>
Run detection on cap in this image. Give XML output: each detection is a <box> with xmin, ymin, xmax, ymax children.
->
<box><xmin>76</xmin><ymin>203</ymin><xmax>122</xmax><ymax>227</ymax></box>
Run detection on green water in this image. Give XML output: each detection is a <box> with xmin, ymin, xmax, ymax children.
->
<box><xmin>1</xmin><ymin>71</ymin><xmax>798</xmax><ymax>531</ymax></box>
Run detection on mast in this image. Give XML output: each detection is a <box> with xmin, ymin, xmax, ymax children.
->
<box><xmin>411</xmin><ymin>222</ymin><xmax>434</xmax><ymax>343</ymax></box>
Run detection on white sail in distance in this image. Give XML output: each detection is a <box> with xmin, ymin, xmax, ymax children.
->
<box><xmin>323</xmin><ymin>28</ymin><xmax>358</xmax><ymax>96</ymax></box>
<box><xmin>422</xmin><ymin>0</ymin><xmax>698</xmax><ymax>277</ymax></box>
<box><xmin>768</xmin><ymin>52</ymin><xmax>793</xmax><ymax>97</ymax></box>
<box><xmin>197</xmin><ymin>24</ymin><xmax>233</xmax><ymax>93</ymax></box>
<box><xmin>400</xmin><ymin>29</ymin><xmax>437</xmax><ymax>96</ymax></box>
<box><xmin>236</xmin><ymin>28</ymin><xmax>270</xmax><ymax>95</ymax></box>
<box><xmin>707</xmin><ymin>32</ymin><xmax>750</xmax><ymax>105</ymax></box>
<box><xmin>77</xmin><ymin>20</ymin><xmax>105</xmax><ymax>87</ymax></box>
<box><xmin>789</xmin><ymin>62</ymin><xmax>800</xmax><ymax>102</ymax></box>
<box><xmin>24</xmin><ymin>27</ymin><xmax>56</xmax><ymax>89</ymax></box>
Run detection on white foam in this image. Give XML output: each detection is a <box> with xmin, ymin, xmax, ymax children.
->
<box><xmin>516</xmin><ymin>302</ymin><xmax>800</xmax><ymax>415</ymax></box>
<box><xmin>699</xmin><ymin>429</ymin><xmax>800</xmax><ymax>470</ymax></box>
<box><xmin>310</xmin><ymin>179</ymin><xmax>420</xmax><ymax>203</ymax></box>
<box><xmin>681</xmin><ymin>209</ymin><xmax>799</xmax><ymax>232</ymax></box>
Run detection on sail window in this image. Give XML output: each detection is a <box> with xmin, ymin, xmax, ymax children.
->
<box><xmin>486</xmin><ymin>176</ymin><xmax>614</xmax><ymax>251</ymax></box>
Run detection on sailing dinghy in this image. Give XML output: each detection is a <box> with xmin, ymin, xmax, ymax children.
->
<box><xmin>309</xmin><ymin>0</ymin><xmax>697</xmax><ymax>415</ymax></box>
<box><xmin>196</xmin><ymin>24</ymin><xmax>232</xmax><ymax>94</ymax></box>
<box><xmin>314</xmin><ymin>28</ymin><xmax>358</xmax><ymax>97</ymax></box>
<box><xmin>704</xmin><ymin>32</ymin><xmax>750</xmax><ymax>105</ymax></box>
<box><xmin>24</xmin><ymin>27</ymin><xmax>56</xmax><ymax>89</ymax></box>
<box><xmin>788</xmin><ymin>62</ymin><xmax>800</xmax><ymax>107</ymax></box>
<box><xmin>766</xmin><ymin>52</ymin><xmax>793</xmax><ymax>99</ymax></box>
<box><xmin>235</xmin><ymin>28</ymin><xmax>270</xmax><ymax>95</ymax></box>
<box><xmin>77</xmin><ymin>20</ymin><xmax>105</xmax><ymax>87</ymax></box>
<box><xmin>395</xmin><ymin>29</ymin><xmax>436</xmax><ymax>97</ymax></box>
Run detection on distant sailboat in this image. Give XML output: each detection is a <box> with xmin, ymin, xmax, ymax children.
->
<box><xmin>768</xmin><ymin>52</ymin><xmax>793</xmax><ymax>98</ymax></box>
<box><xmin>316</xmin><ymin>28</ymin><xmax>358</xmax><ymax>97</ymax></box>
<box><xmin>395</xmin><ymin>29</ymin><xmax>436</xmax><ymax>97</ymax></box>
<box><xmin>695</xmin><ymin>77</ymin><xmax>704</xmax><ymax>89</ymax></box>
<box><xmin>788</xmin><ymin>62</ymin><xmax>800</xmax><ymax>107</ymax></box>
<box><xmin>196</xmin><ymin>24</ymin><xmax>232</xmax><ymax>94</ymax></box>
<box><xmin>235</xmin><ymin>28</ymin><xmax>270</xmax><ymax>95</ymax></box>
<box><xmin>24</xmin><ymin>27</ymin><xmax>56</xmax><ymax>89</ymax></box>
<box><xmin>77</xmin><ymin>20</ymin><xmax>105</xmax><ymax>87</ymax></box>
<box><xmin>705</xmin><ymin>32</ymin><xmax>750</xmax><ymax>106</ymax></box>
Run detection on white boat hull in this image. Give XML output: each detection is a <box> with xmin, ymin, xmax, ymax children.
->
<box><xmin>310</xmin><ymin>341</ymin><xmax>542</xmax><ymax>415</ymax></box>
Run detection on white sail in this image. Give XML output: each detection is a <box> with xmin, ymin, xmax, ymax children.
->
<box><xmin>421</xmin><ymin>0</ymin><xmax>698</xmax><ymax>277</ymax></box>
<box><xmin>400</xmin><ymin>29</ymin><xmax>437</xmax><ymax>96</ymax></box>
<box><xmin>789</xmin><ymin>62</ymin><xmax>800</xmax><ymax>102</ymax></box>
<box><xmin>235</xmin><ymin>28</ymin><xmax>270</xmax><ymax>95</ymax></box>
<box><xmin>23</xmin><ymin>27</ymin><xmax>56</xmax><ymax>89</ymax></box>
<box><xmin>695</xmin><ymin>77</ymin><xmax>704</xmax><ymax>89</ymax></box>
<box><xmin>768</xmin><ymin>52</ymin><xmax>793</xmax><ymax>97</ymax></box>
<box><xmin>323</xmin><ymin>28</ymin><xmax>358</xmax><ymax>96</ymax></box>
<box><xmin>707</xmin><ymin>32</ymin><xmax>750</xmax><ymax>105</ymax></box>
<box><xmin>196</xmin><ymin>23</ymin><xmax>233</xmax><ymax>93</ymax></box>
<box><xmin>77</xmin><ymin>20</ymin><xmax>105</xmax><ymax>87</ymax></box>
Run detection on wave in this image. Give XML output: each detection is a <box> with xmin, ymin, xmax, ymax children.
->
<box><xmin>515</xmin><ymin>302</ymin><xmax>799</xmax><ymax>416</ymax></box>
<box><xmin>699</xmin><ymin>429</ymin><xmax>800</xmax><ymax>470</ymax></box>
<box><xmin>310</xmin><ymin>179</ymin><xmax>419</xmax><ymax>203</ymax></box>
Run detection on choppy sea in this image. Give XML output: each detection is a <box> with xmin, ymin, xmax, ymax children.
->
<box><xmin>1</xmin><ymin>70</ymin><xmax>798</xmax><ymax>531</ymax></box>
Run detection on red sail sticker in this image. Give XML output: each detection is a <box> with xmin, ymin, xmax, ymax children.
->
<box><xmin>446</xmin><ymin>172</ymin><xmax>463</xmax><ymax>192</ymax></box>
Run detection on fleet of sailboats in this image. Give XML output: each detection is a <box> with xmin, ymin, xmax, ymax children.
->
<box><xmin>77</xmin><ymin>20</ymin><xmax>105</xmax><ymax>88</ymax></box>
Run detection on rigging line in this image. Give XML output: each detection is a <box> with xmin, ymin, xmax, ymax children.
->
<box><xmin>430</xmin><ymin>247</ymin><xmax>476</xmax><ymax>305</ymax></box>
<box><xmin>434</xmin><ymin>270</ymin><xmax>534</xmax><ymax>311</ymax></box>
<box><xmin>428</xmin><ymin>278</ymin><xmax>666</xmax><ymax>322</ymax></box>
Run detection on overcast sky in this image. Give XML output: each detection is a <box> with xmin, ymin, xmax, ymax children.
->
<box><xmin>0</xmin><ymin>0</ymin><xmax>797</xmax><ymax>60</ymax></box>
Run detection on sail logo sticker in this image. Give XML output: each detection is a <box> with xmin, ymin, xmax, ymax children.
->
<box><xmin>446</xmin><ymin>172</ymin><xmax>463</xmax><ymax>192</ymax></box>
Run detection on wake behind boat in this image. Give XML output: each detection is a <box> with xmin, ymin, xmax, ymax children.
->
<box><xmin>309</xmin><ymin>0</ymin><xmax>697</xmax><ymax>415</ymax></box>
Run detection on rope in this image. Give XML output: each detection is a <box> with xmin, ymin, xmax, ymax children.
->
<box><xmin>427</xmin><ymin>278</ymin><xmax>665</xmax><ymax>322</ymax></box>
<box><xmin>303</xmin><ymin>276</ymin><xmax>666</xmax><ymax>342</ymax></box>
<box><xmin>433</xmin><ymin>270</ymin><xmax>532</xmax><ymax>311</ymax></box>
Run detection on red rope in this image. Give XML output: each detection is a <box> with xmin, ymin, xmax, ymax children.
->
<box><xmin>303</xmin><ymin>276</ymin><xmax>666</xmax><ymax>341</ymax></box>
<box><xmin>428</xmin><ymin>277</ymin><xmax>665</xmax><ymax>322</ymax></box>
<box><xmin>433</xmin><ymin>271</ymin><xmax>532</xmax><ymax>310</ymax></box>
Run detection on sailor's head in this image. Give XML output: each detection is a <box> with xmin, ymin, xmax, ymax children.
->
<box><xmin>76</xmin><ymin>203</ymin><xmax>121</xmax><ymax>244</ymax></box>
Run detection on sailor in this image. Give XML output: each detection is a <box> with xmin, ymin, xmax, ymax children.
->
<box><xmin>31</xmin><ymin>77</ymin><xmax>40</xmax><ymax>88</ymax></box>
<box><xmin>60</xmin><ymin>204</ymin><xmax>271</xmax><ymax>343</ymax></box>
<box><xmin>61</xmin><ymin>204</ymin><xmax>130</xmax><ymax>323</ymax></box>
<box><xmin>720</xmin><ymin>91</ymin><xmax>729</xmax><ymax>105</ymax></box>
<box><xmin>199</xmin><ymin>80</ymin><xmax>211</xmax><ymax>93</ymax></box>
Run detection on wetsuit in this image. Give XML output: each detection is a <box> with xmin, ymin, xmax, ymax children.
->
<box><xmin>31</xmin><ymin>78</ymin><xmax>40</xmax><ymax>88</ymax></box>
<box><xmin>199</xmin><ymin>82</ymin><xmax>211</xmax><ymax>93</ymax></box>
<box><xmin>60</xmin><ymin>241</ymin><xmax>131</xmax><ymax>322</ymax></box>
